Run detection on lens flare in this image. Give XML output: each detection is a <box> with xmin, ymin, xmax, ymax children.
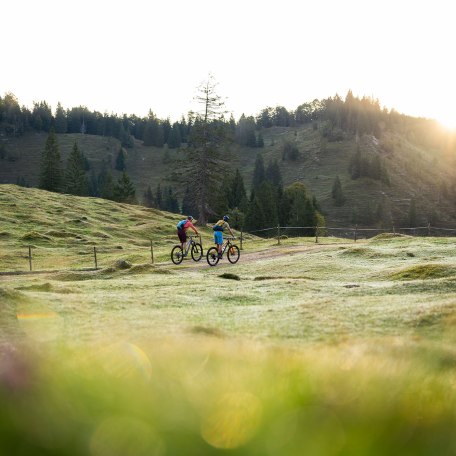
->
<box><xmin>201</xmin><ymin>392</ymin><xmax>262</xmax><ymax>449</ymax></box>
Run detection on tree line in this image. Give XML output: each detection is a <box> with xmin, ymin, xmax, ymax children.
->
<box><xmin>4</xmin><ymin>89</ymin><xmax>451</xmax><ymax>153</ymax></box>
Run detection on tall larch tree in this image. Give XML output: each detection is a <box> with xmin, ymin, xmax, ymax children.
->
<box><xmin>180</xmin><ymin>74</ymin><xmax>229</xmax><ymax>224</ymax></box>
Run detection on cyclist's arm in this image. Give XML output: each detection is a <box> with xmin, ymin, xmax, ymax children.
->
<box><xmin>226</xmin><ymin>223</ymin><xmax>235</xmax><ymax>237</ymax></box>
<box><xmin>189</xmin><ymin>222</ymin><xmax>199</xmax><ymax>236</ymax></box>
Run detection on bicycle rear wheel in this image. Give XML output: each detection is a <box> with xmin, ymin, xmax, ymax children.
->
<box><xmin>171</xmin><ymin>245</ymin><xmax>184</xmax><ymax>265</ymax></box>
<box><xmin>227</xmin><ymin>244</ymin><xmax>240</xmax><ymax>264</ymax></box>
<box><xmin>191</xmin><ymin>243</ymin><xmax>203</xmax><ymax>261</ymax></box>
<box><xmin>206</xmin><ymin>247</ymin><xmax>220</xmax><ymax>266</ymax></box>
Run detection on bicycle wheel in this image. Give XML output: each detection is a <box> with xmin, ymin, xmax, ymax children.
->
<box><xmin>206</xmin><ymin>247</ymin><xmax>220</xmax><ymax>266</ymax></box>
<box><xmin>191</xmin><ymin>243</ymin><xmax>203</xmax><ymax>262</ymax></box>
<box><xmin>171</xmin><ymin>245</ymin><xmax>184</xmax><ymax>265</ymax></box>
<box><xmin>227</xmin><ymin>244</ymin><xmax>240</xmax><ymax>264</ymax></box>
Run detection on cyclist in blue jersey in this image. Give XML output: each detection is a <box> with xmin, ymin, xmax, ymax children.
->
<box><xmin>176</xmin><ymin>216</ymin><xmax>199</xmax><ymax>252</ymax></box>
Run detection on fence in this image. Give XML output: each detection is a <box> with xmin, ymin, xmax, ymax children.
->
<box><xmin>3</xmin><ymin>225</ymin><xmax>456</xmax><ymax>274</ymax></box>
<box><xmin>247</xmin><ymin>223</ymin><xmax>456</xmax><ymax>244</ymax></box>
<box><xmin>0</xmin><ymin>240</ymin><xmax>161</xmax><ymax>275</ymax></box>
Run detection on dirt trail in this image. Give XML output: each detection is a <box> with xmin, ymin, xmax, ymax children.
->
<box><xmin>172</xmin><ymin>242</ymin><xmax>354</xmax><ymax>270</ymax></box>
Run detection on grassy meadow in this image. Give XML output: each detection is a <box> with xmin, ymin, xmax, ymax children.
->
<box><xmin>2</xmin><ymin>185</ymin><xmax>456</xmax><ymax>454</ymax></box>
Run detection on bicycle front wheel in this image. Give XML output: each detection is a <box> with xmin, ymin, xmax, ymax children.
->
<box><xmin>171</xmin><ymin>245</ymin><xmax>184</xmax><ymax>265</ymax></box>
<box><xmin>206</xmin><ymin>247</ymin><xmax>220</xmax><ymax>266</ymax></box>
<box><xmin>191</xmin><ymin>243</ymin><xmax>203</xmax><ymax>262</ymax></box>
<box><xmin>227</xmin><ymin>244</ymin><xmax>240</xmax><ymax>264</ymax></box>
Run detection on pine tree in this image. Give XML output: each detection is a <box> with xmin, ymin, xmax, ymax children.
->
<box><xmin>39</xmin><ymin>128</ymin><xmax>63</xmax><ymax>192</ymax></box>
<box><xmin>99</xmin><ymin>170</ymin><xmax>114</xmax><ymax>200</ymax></box>
<box><xmin>331</xmin><ymin>175</ymin><xmax>345</xmax><ymax>206</ymax></box>
<box><xmin>65</xmin><ymin>142</ymin><xmax>88</xmax><ymax>195</ymax></box>
<box><xmin>162</xmin><ymin>186</ymin><xmax>179</xmax><ymax>213</ymax></box>
<box><xmin>113</xmin><ymin>172</ymin><xmax>136</xmax><ymax>204</ymax></box>
<box><xmin>252</xmin><ymin>153</ymin><xmax>265</xmax><ymax>191</ymax></box>
<box><xmin>54</xmin><ymin>102</ymin><xmax>67</xmax><ymax>134</ymax></box>
<box><xmin>265</xmin><ymin>159</ymin><xmax>282</xmax><ymax>187</ymax></box>
<box><xmin>115</xmin><ymin>147</ymin><xmax>126</xmax><ymax>171</ymax></box>
<box><xmin>167</xmin><ymin>122</ymin><xmax>182</xmax><ymax>148</ymax></box>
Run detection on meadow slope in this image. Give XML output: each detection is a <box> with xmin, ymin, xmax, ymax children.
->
<box><xmin>2</xmin><ymin>186</ymin><xmax>456</xmax><ymax>454</ymax></box>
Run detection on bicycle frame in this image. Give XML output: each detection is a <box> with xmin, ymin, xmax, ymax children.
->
<box><xmin>183</xmin><ymin>235</ymin><xmax>197</xmax><ymax>255</ymax></box>
<box><xmin>219</xmin><ymin>238</ymin><xmax>233</xmax><ymax>256</ymax></box>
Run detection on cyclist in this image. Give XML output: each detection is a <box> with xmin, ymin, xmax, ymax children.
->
<box><xmin>176</xmin><ymin>216</ymin><xmax>199</xmax><ymax>254</ymax></box>
<box><xmin>212</xmin><ymin>215</ymin><xmax>235</xmax><ymax>258</ymax></box>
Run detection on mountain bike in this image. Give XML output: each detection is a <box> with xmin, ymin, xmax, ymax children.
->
<box><xmin>206</xmin><ymin>236</ymin><xmax>240</xmax><ymax>266</ymax></box>
<box><xmin>171</xmin><ymin>235</ymin><xmax>203</xmax><ymax>265</ymax></box>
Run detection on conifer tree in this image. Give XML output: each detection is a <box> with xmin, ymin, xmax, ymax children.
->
<box><xmin>162</xmin><ymin>186</ymin><xmax>179</xmax><ymax>213</ymax></box>
<box><xmin>113</xmin><ymin>172</ymin><xmax>136</xmax><ymax>204</ymax></box>
<box><xmin>252</xmin><ymin>153</ymin><xmax>265</xmax><ymax>191</ymax></box>
<box><xmin>54</xmin><ymin>102</ymin><xmax>67</xmax><ymax>134</ymax></box>
<box><xmin>39</xmin><ymin>128</ymin><xmax>63</xmax><ymax>192</ymax></box>
<box><xmin>115</xmin><ymin>147</ymin><xmax>126</xmax><ymax>171</ymax></box>
<box><xmin>65</xmin><ymin>142</ymin><xmax>88</xmax><ymax>196</ymax></box>
<box><xmin>99</xmin><ymin>170</ymin><xmax>114</xmax><ymax>200</ymax></box>
<box><xmin>265</xmin><ymin>159</ymin><xmax>282</xmax><ymax>187</ymax></box>
<box><xmin>167</xmin><ymin>122</ymin><xmax>182</xmax><ymax>148</ymax></box>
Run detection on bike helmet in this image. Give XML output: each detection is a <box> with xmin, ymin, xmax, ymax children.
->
<box><xmin>223</xmin><ymin>215</ymin><xmax>229</xmax><ymax>221</ymax></box>
<box><xmin>187</xmin><ymin>215</ymin><xmax>193</xmax><ymax>220</ymax></box>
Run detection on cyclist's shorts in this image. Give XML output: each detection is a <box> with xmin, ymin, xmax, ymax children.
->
<box><xmin>214</xmin><ymin>231</ymin><xmax>223</xmax><ymax>245</ymax></box>
<box><xmin>177</xmin><ymin>229</ymin><xmax>187</xmax><ymax>243</ymax></box>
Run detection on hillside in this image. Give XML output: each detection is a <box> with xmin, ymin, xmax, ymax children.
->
<box><xmin>0</xmin><ymin>184</ymin><xmax>208</xmax><ymax>272</ymax></box>
<box><xmin>1</xmin><ymin>124</ymin><xmax>456</xmax><ymax>229</ymax></box>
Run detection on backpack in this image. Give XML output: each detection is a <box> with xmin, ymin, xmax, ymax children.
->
<box><xmin>212</xmin><ymin>220</ymin><xmax>224</xmax><ymax>232</ymax></box>
<box><xmin>176</xmin><ymin>220</ymin><xmax>186</xmax><ymax>230</ymax></box>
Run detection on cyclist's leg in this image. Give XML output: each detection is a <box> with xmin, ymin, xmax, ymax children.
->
<box><xmin>178</xmin><ymin>229</ymin><xmax>187</xmax><ymax>252</ymax></box>
<box><xmin>214</xmin><ymin>231</ymin><xmax>223</xmax><ymax>257</ymax></box>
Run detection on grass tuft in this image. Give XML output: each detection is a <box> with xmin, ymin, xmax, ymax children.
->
<box><xmin>218</xmin><ymin>273</ymin><xmax>241</xmax><ymax>281</ymax></box>
<box><xmin>389</xmin><ymin>263</ymin><xmax>456</xmax><ymax>280</ymax></box>
<box><xmin>190</xmin><ymin>325</ymin><xmax>225</xmax><ymax>337</ymax></box>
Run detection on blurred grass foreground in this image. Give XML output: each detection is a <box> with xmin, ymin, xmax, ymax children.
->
<box><xmin>2</xmin><ymin>334</ymin><xmax>456</xmax><ymax>455</ymax></box>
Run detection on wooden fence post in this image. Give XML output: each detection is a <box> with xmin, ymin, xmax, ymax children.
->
<box><xmin>93</xmin><ymin>246</ymin><xmax>98</xmax><ymax>269</ymax></box>
<box><xmin>277</xmin><ymin>225</ymin><xmax>281</xmax><ymax>245</ymax></box>
<box><xmin>354</xmin><ymin>224</ymin><xmax>358</xmax><ymax>242</ymax></box>
<box><xmin>240</xmin><ymin>228</ymin><xmax>243</xmax><ymax>250</ymax></box>
<box><xmin>28</xmin><ymin>246</ymin><xmax>32</xmax><ymax>271</ymax></box>
<box><xmin>428</xmin><ymin>222</ymin><xmax>431</xmax><ymax>236</ymax></box>
<box><xmin>315</xmin><ymin>226</ymin><xmax>319</xmax><ymax>243</ymax></box>
<box><xmin>150</xmin><ymin>239</ymin><xmax>154</xmax><ymax>264</ymax></box>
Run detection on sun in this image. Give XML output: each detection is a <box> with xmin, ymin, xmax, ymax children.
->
<box><xmin>435</xmin><ymin>110</ymin><xmax>456</xmax><ymax>131</ymax></box>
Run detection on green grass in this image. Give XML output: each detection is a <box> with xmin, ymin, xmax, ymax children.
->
<box><xmin>2</xmin><ymin>186</ymin><xmax>456</xmax><ymax>454</ymax></box>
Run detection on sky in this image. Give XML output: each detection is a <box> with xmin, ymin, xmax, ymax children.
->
<box><xmin>2</xmin><ymin>0</ymin><xmax>456</xmax><ymax>128</ymax></box>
